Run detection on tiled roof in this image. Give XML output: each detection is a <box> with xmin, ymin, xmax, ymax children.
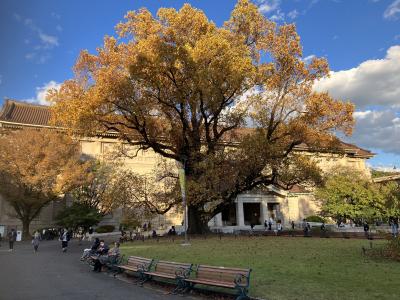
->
<box><xmin>0</xmin><ymin>99</ymin><xmax>374</xmax><ymax>158</ymax></box>
<box><xmin>0</xmin><ymin>99</ymin><xmax>51</xmax><ymax>126</ymax></box>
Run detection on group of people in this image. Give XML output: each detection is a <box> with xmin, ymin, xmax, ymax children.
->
<box><xmin>81</xmin><ymin>238</ymin><xmax>120</xmax><ymax>272</ymax></box>
<box><xmin>263</xmin><ymin>219</ymin><xmax>283</xmax><ymax>233</ymax></box>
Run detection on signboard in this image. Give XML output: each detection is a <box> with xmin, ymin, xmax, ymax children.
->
<box><xmin>0</xmin><ymin>225</ymin><xmax>4</xmax><ymax>238</ymax></box>
<box><xmin>16</xmin><ymin>230</ymin><xmax>22</xmax><ymax>242</ymax></box>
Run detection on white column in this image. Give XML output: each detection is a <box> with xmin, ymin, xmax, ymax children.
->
<box><xmin>215</xmin><ymin>213</ymin><xmax>223</xmax><ymax>227</ymax></box>
<box><xmin>261</xmin><ymin>201</ymin><xmax>268</xmax><ymax>224</ymax></box>
<box><xmin>236</xmin><ymin>200</ymin><xmax>245</xmax><ymax>227</ymax></box>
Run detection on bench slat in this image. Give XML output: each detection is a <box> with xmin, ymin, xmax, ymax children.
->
<box><xmin>186</xmin><ymin>278</ymin><xmax>236</xmax><ymax>288</ymax></box>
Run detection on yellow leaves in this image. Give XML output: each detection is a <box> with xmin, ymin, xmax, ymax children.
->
<box><xmin>159</xmin><ymin>4</ymin><xmax>216</xmax><ymax>46</ymax></box>
<box><xmin>304</xmin><ymin>92</ymin><xmax>354</xmax><ymax>136</ymax></box>
<box><xmin>225</xmin><ymin>0</ymin><xmax>275</xmax><ymax>60</ymax></box>
<box><xmin>0</xmin><ymin>129</ymin><xmax>85</xmax><ymax>197</ymax></box>
<box><xmin>116</xmin><ymin>8</ymin><xmax>161</xmax><ymax>40</ymax></box>
<box><xmin>50</xmin><ymin>0</ymin><xmax>355</xmax><ymax>170</ymax></box>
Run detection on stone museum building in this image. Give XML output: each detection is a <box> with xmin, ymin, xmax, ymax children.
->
<box><xmin>0</xmin><ymin>100</ymin><xmax>374</xmax><ymax>235</ymax></box>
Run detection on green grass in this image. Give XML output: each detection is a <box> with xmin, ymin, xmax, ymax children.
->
<box><xmin>120</xmin><ymin>236</ymin><xmax>400</xmax><ymax>300</ymax></box>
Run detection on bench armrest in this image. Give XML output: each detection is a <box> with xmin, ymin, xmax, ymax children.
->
<box><xmin>175</xmin><ymin>267</ymin><xmax>191</xmax><ymax>279</ymax></box>
<box><xmin>138</xmin><ymin>263</ymin><xmax>151</xmax><ymax>272</ymax></box>
<box><xmin>234</xmin><ymin>274</ymin><xmax>249</xmax><ymax>288</ymax></box>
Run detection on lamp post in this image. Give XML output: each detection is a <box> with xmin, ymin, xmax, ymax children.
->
<box><xmin>177</xmin><ymin>157</ymin><xmax>190</xmax><ymax>246</ymax></box>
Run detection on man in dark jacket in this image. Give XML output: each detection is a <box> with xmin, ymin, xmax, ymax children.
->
<box><xmin>8</xmin><ymin>228</ymin><xmax>17</xmax><ymax>251</ymax></box>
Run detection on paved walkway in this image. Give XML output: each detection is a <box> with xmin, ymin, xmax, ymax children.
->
<box><xmin>0</xmin><ymin>239</ymin><xmax>186</xmax><ymax>300</ymax></box>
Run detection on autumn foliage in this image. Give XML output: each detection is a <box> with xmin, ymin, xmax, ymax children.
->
<box><xmin>0</xmin><ymin>129</ymin><xmax>89</xmax><ymax>239</ymax></box>
<box><xmin>49</xmin><ymin>0</ymin><xmax>354</xmax><ymax>233</ymax></box>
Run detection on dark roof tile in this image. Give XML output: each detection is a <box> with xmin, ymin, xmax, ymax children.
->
<box><xmin>0</xmin><ymin>99</ymin><xmax>51</xmax><ymax>126</ymax></box>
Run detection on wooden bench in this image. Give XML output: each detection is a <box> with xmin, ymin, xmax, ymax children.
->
<box><xmin>104</xmin><ymin>254</ymin><xmax>124</xmax><ymax>273</ymax></box>
<box><xmin>185</xmin><ymin>265</ymin><xmax>251</xmax><ymax>300</ymax></box>
<box><xmin>143</xmin><ymin>260</ymin><xmax>192</xmax><ymax>291</ymax></box>
<box><xmin>115</xmin><ymin>256</ymin><xmax>154</xmax><ymax>282</ymax></box>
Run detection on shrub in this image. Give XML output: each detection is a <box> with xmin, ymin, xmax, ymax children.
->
<box><xmin>386</xmin><ymin>236</ymin><xmax>400</xmax><ymax>261</ymax></box>
<box><xmin>95</xmin><ymin>225</ymin><xmax>115</xmax><ymax>233</ymax></box>
<box><xmin>305</xmin><ymin>215</ymin><xmax>325</xmax><ymax>223</ymax></box>
<box><xmin>56</xmin><ymin>202</ymin><xmax>102</xmax><ymax>231</ymax></box>
<box><xmin>366</xmin><ymin>236</ymin><xmax>400</xmax><ymax>261</ymax></box>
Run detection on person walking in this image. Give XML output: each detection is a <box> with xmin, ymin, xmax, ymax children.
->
<box><xmin>363</xmin><ymin>221</ymin><xmax>370</xmax><ymax>239</ymax></box>
<box><xmin>268</xmin><ymin>218</ymin><xmax>273</xmax><ymax>231</ymax></box>
<box><xmin>88</xmin><ymin>227</ymin><xmax>94</xmax><ymax>242</ymax></box>
<box><xmin>7</xmin><ymin>228</ymin><xmax>17</xmax><ymax>251</ymax></box>
<box><xmin>60</xmin><ymin>228</ymin><xmax>71</xmax><ymax>252</ymax></box>
<box><xmin>389</xmin><ymin>217</ymin><xmax>399</xmax><ymax>238</ymax></box>
<box><xmin>32</xmin><ymin>231</ymin><xmax>41</xmax><ymax>253</ymax></box>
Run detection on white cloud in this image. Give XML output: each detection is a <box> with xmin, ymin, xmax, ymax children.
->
<box><xmin>350</xmin><ymin>110</ymin><xmax>400</xmax><ymax>154</ymax></box>
<box><xmin>24</xmin><ymin>81</ymin><xmax>61</xmax><ymax>105</ymax></box>
<box><xmin>270</xmin><ymin>10</ymin><xmax>285</xmax><ymax>21</ymax></box>
<box><xmin>0</xmin><ymin>75</ymin><xmax>2</xmax><ymax>85</ymax></box>
<box><xmin>13</xmin><ymin>13</ymin><xmax>59</xmax><ymax>63</ymax></box>
<box><xmin>384</xmin><ymin>0</ymin><xmax>400</xmax><ymax>20</ymax></box>
<box><xmin>56</xmin><ymin>25</ymin><xmax>63</xmax><ymax>32</ymax></box>
<box><xmin>257</xmin><ymin>0</ymin><xmax>280</xmax><ymax>14</ymax></box>
<box><xmin>314</xmin><ymin>45</ymin><xmax>400</xmax><ymax>108</ymax></box>
<box><xmin>313</xmin><ymin>46</ymin><xmax>400</xmax><ymax>156</ymax></box>
<box><xmin>38</xmin><ymin>32</ymin><xmax>59</xmax><ymax>47</ymax></box>
<box><xmin>287</xmin><ymin>9</ymin><xmax>299</xmax><ymax>19</ymax></box>
<box><xmin>21</xmin><ymin>18</ymin><xmax>59</xmax><ymax>49</ymax></box>
<box><xmin>24</xmin><ymin>52</ymin><xmax>52</xmax><ymax>64</ymax></box>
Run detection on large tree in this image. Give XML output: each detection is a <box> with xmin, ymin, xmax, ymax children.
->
<box><xmin>0</xmin><ymin>129</ymin><xmax>88</xmax><ymax>239</ymax></box>
<box><xmin>49</xmin><ymin>0</ymin><xmax>353</xmax><ymax>233</ymax></box>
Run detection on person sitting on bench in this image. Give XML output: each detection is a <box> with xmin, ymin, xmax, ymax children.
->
<box><xmin>93</xmin><ymin>241</ymin><xmax>118</xmax><ymax>272</ymax></box>
<box><xmin>81</xmin><ymin>238</ymin><xmax>100</xmax><ymax>261</ymax></box>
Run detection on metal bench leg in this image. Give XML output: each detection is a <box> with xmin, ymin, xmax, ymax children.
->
<box><xmin>236</xmin><ymin>287</ymin><xmax>249</xmax><ymax>300</ymax></box>
<box><xmin>172</xmin><ymin>278</ymin><xmax>187</xmax><ymax>295</ymax></box>
<box><xmin>113</xmin><ymin>269</ymin><xmax>122</xmax><ymax>277</ymax></box>
<box><xmin>181</xmin><ymin>282</ymin><xmax>193</xmax><ymax>294</ymax></box>
<box><xmin>138</xmin><ymin>273</ymin><xmax>150</xmax><ymax>286</ymax></box>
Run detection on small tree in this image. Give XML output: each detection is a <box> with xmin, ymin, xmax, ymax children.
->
<box><xmin>316</xmin><ymin>171</ymin><xmax>386</xmax><ymax>223</ymax></box>
<box><xmin>55</xmin><ymin>202</ymin><xmax>102</xmax><ymax>231</ymax></box>
<box><xmin>379</xmin><ymin>181</ymin><xmax>400</xmax><ymax>218</ymax></box>
<box><xmin>0</xmin><ymin>129</ymin><xmax>88</xmax><ymax>239</ymax></box>
<box><xmin>68</xmin><ymin>162</ymin><xmax>122</xmax><ymax>214</ymax></box>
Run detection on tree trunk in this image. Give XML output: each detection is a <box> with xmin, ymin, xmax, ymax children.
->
<box><xmin>22</xmin><ymin>219</ymin><xmax>31</xmax><ymax>240</ymax></box>
<box><xmin>187</xmin><ymin>205</ymin><xmax>210</xmax><ymax>234</ymax></box>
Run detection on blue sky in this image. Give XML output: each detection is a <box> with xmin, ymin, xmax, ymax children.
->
<box><xmin>0</xmin><ymin>0</ymin><xmax>399</xmax><ymax>169</ymax></box>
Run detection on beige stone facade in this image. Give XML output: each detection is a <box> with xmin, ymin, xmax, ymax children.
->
<box><xmin>0</xmin><ymin>100</ymin><xmax>374</xmax><ymax>234</ymax></box>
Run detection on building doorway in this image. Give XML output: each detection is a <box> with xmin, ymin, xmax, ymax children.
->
<box><xmin>267</xmin><ymin>203</ymin><xmax>280</xmax><ymax>221</ymax></box>
<box><xmin>221</xmin><ymin>204</ymin><xmax>237</xmax><ymax>226</ymax></box>
<box><xmin>243</xmin><ymin>203</ymin><xmax>261</xmax><ymax>225</ymax></box>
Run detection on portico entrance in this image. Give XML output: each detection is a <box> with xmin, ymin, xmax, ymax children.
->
<box><xmin>243</xmin><ymin>203</ymin><xmax>261</xmax><ymax>225</ymax></box>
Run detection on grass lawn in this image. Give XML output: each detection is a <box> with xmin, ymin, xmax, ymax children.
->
<box><xmin>120</xmin><ymin>236</ymin><xmax>400</xmax><ymax>300</ymax></box>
